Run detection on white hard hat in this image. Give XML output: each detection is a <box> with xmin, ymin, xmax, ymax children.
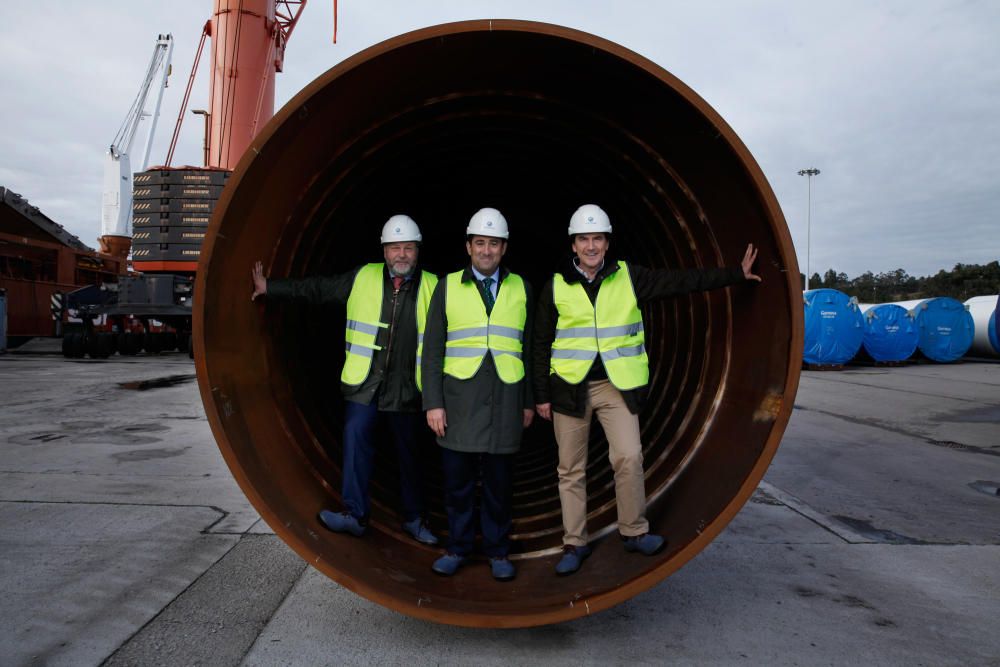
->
<box><xmin>568</xmin><ymin>204</ymin><xmax>612</xmax><ymax>235</ymax></box>
<box><xmin>380</xmin><ymin>214</ymin><xmax>422</xmax><ymax>243</ymax></box>
<box><xmin>466</xmin><ymin>207</ymin><xmax>509</xmax><ymax>239</ymax></box>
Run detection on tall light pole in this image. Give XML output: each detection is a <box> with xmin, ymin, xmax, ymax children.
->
<box><xmin>798</xmin><ymin>168</ymin><xmax>820</xmax><ymax>290</ymax></box>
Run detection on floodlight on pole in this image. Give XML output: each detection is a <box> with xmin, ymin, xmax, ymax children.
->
<box><xmin>797</xmin><ymin>168</ymin><xmax>820</xmax><ymax>290</ymax></box>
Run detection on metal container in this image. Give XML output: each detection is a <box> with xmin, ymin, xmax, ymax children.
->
<box><xmin>193</xmin><ymin>20</ymin><xmax>802</xmax><ymax>627</ymax></box>
<box><xmin>964</xmin><ymin>295</ymin><xmax>999</xmax><ymax>357</ymax></box>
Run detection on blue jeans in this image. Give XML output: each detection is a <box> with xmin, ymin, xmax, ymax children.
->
<box><xmin>440</xmin><ymin>448</ymin><xmax>513</xmax><ymax>558</ymax></box>
<box><xmin>341</xmin><ymin>399</ymin><xmax>424</xmax><ymax>522</ymax></box>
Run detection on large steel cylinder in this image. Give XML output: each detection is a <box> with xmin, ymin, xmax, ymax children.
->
<box><xmin>194</xmin><ymin>20</ymin><xmax>802</xmax><ymax>628</ymax></box>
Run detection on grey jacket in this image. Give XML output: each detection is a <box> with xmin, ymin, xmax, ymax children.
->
<box><xmin>421</xmin><ymin>266</ymin><xmax>534</xmax><ymax>454</ymax></box>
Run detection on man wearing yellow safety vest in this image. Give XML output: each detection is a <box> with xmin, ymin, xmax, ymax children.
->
<box><xmin>421</xmin><ymin>207</ymin><xmax>535</xmax><ymax>582</ymax></box>
<box><xmin>532</xmin><ymin>204</ymin><xmax>761</xmax><ymax>576</ymax></box>
<box><xmin>251</xmin><ymin>215</ymin><xmax>440</xmax><ymax>546</ymax></box>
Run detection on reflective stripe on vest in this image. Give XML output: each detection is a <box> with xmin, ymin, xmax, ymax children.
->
<box><xmin>443</xmin><ymin>270</ymin><xmax>527</xmax><ymax>384</ymax></box>
<box><xmin>414</xmin><ymin>271</ymin><xmax>438</xmax><ymax>391</ymax></box>
<box><xmin>550</xmin><ymin>260</ymin><xmax>649</xmax><ymax>390</ymax></box>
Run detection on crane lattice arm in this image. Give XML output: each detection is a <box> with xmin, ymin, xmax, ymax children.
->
<box><xmin>102</xmin><ymin>34</ymin><xmax>174</xmax><ymax>239</ymax></box>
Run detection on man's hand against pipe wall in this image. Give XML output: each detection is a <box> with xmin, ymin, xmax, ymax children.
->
<box><xmin>742</xmin><ymin>244</ymin><xmax>761</xmax><ymax>282</ymax></box>
<box><xmin>251</xmin><ymin>261</ymin><xmax>267</xmax><ymax>300</ymax></box>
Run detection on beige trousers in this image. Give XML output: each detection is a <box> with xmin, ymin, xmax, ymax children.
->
<box><xmin>552</xmin><ymin>379</ymin><xmax>649</xmax><ymax>546</ymax></box>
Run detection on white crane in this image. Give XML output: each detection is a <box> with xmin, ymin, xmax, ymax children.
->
<box><xmin>100</xmin><ymin>34</ymin><xmax>174</xmax><ymax>242</ymax></box>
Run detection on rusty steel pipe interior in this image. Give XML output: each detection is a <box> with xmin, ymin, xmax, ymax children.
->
<box><xmin>194</xmin><ymin>20</ymin><xmax>802</xmax><ymax>627</ymax></box>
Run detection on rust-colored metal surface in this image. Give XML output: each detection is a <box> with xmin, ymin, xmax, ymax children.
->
<box><xmin>207</xmin><ymin>0</ymin><xmax>306</xmax><ymax>169</ymax></box>
<box><xmin>194</xmin><ymin>20</ymin><xmax>803</xmax><ymax>627</ymax></box>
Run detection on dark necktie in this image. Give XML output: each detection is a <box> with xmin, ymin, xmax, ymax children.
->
<box><xmin>392</xmin><ymin>276</ymin><xmax>403</xmax><ymax>291</ymax></box>
<box><xmin>481</xmin><ymin>277</ymin><xmax>495</xmax><ymax>314</ymax></box>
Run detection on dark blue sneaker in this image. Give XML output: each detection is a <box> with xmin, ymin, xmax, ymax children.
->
<box><xmin>402</xmin><ymin>517</ymin><xmax>439</xmax><ymax>545</ymax></box>
<box><xmin>622</xmin><ymin>533</ymin><xmax>666</xmax><ymax>556</ymax></box>
<box><xmin>318</xmin><ymin>510</ymin><xmax>365</xmax><ymax>537</ymax></box>
<box><xmin>554</xmin><ymin>544</ymin><xmax>592</xmax><ymax>575</ymax></box>
<box><xmin>490</xmin><ymin>557</ymin><xmax>516</xmax><ymax>581</ymax></box>
<box><xmin>432</xmin><ymin>553</ymin><xmax>467</xmax><ymax>576</ymax></box>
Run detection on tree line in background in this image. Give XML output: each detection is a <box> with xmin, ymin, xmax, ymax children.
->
<box><xmin>800</xmin><ymin>261</ymin><xmax>1000</xmax><ymax>303</ymax></box>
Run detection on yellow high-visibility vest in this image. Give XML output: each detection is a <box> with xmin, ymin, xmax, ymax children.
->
<box><xmin>342</xmin><ymin>263</ymin><xmax>438</xmax><ymax>387</ymax></box>
<box><xmin>414</xmin><ymin>272</ymin><xmax>437</xmax><ymax>391</ymax></box>
<box><xmin>443</xmin><ymin>270</ymin><xmax>527</xmax><ymax>384</ymax></box>
<box><xmin>550</xmin><ymin>260</ymin><xmax>648</xmax><ymax>390</ymax></box>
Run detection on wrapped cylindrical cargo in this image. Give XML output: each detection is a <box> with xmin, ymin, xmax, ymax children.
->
<box><xmin>891</xmin><ymin>298</ymin><xmax>974</xmax><ymax>362</ymax></box>
<box><xmin>803</xmin><ymin>289</ymin><xmax>864</xmax><ymax>365</ymax></box>
<box><xmin>856</xmin><ymin>303</ymin><xmax>919</xmax><ymax>362</ymax></box>
<box><xmin>964</xmin><ymin>295</ymin><xmax>999</xmax><ymax>357</ymax></box>
<box><xmin>193</xmin><ymin>20</ymin><xmax>803</xmax><ymax>627</ymax></box>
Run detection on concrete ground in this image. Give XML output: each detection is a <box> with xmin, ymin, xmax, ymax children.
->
<box><xmin>0</xmin><ymin>349</ymin><xmax>997</xmax><ymax>666</ymax></box>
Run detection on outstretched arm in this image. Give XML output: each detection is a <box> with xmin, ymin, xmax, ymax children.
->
<box><xmin>631</xmin><ymin>243</ymin><xmax>761</xmax><ymax>302</ymax></box>
<box><xmin>253</xmin><ymin>265</ymin><xmax>358</xmax><ymax>305</ymax></box>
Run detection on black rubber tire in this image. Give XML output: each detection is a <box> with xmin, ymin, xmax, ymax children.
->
<box><xmin>87</xmin><ymin>333</ymin><xmax>112</xmax><ymax>359</ymax></box>
<box><xmin>119</xmin><ymin>332</ymin><xmax>139</xmax><ymax>356</ymax></box>
<box><xmin>144</xmin><ymin>332</ymin><xmax>163</xmax><ymax>355</ymax></box>
<box><xmin>61</xmin><ymin>334</ymin><xmax>77</xmax><ymax>358</ymax></box>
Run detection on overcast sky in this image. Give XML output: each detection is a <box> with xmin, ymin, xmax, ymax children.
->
<box><xmin>1</xmin><ymin>1</ymin><xmax>997</xmax><ymax>278</ymax></box>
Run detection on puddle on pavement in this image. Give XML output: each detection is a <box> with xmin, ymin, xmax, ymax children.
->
<box><xmin>119</xmin><ymin>374</ymin><xmax>197</xmax><ymax>391</ymax></box>
<box><xmin>935</xmin><ymin>405</ymin><xmax>1000</xmax><ymax>424</ymax></box>
<box><xmin>112</xmin><ymin>446</ymin><xmax>191</xmax><ymax>463</ymax></box>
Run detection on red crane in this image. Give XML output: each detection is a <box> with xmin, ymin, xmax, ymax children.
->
<box><xmin>58</xmin><ymin>1</ymin><xmax>313</xmax><ymax>358</ymax></box>
<box><xmin>166</xmin><ymin>0</ymin><xmax>309</xmax><ymax>170</ymax></box>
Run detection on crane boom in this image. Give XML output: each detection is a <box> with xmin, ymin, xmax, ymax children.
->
<box><xmin>207</xmin><ymin>0</ymin><xmax>305</xmax><ymax>169</ymax></box>
<box><xmin>101</xmin><ymin>34</ymin><xmax>174</xmax><ymax>243</ymax></box>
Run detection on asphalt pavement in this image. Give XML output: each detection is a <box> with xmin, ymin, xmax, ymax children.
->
<box><xmin>0</xmin><ymin>348</ymin><xmax>997</xmax><ymax>666</ymax></box>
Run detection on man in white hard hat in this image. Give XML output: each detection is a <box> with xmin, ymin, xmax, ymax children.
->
<box><xmin>251</xmin><ymin>215</ymin><xmax>440</xmax><ymax>546</ymax></box>
<box><xmin>421</xmin><ymin>207</ymin><xmax>535</xmax><ymax>582</ymax></box>
<box><xmin>533</xmin><ymin>204</ymin><xmax>761</xmax><ymax>575</ymax></box>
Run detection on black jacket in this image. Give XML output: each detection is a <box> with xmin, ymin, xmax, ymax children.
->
<box><xmin>421</xmin><ymin>266</ymin><xmax>534</xmax><ymax>454</ymax></box>
<box><xmin>532</xmin><ymin>255</ymin><xmax>746</xmax><ymax>417</ymax></box>
<box><xmin>267</xmin><ymin>264</ymin><xmax>433</xmax><ymax>412</ymax></box>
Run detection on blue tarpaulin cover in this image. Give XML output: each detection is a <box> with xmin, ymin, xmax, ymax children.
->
<box><xmin>803</xmin><ymin>289</ymin><xmax>864</xmax><ymax>365</ymax></box>
<box><xmin>861</xmin><ymin>304</ymin><xmax>919</xmax><ymax>362</ymax></box>
<box><xmin>910</xmin><ymin>297</ymin><xmax>975</xmax><ymax>362</ymax></box>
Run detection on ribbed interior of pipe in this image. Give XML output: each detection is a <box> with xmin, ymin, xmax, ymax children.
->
<box><xmin>196</xmin><ymin>21</ymin><xmax>798</xmax><ymax>627</ymax></box>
